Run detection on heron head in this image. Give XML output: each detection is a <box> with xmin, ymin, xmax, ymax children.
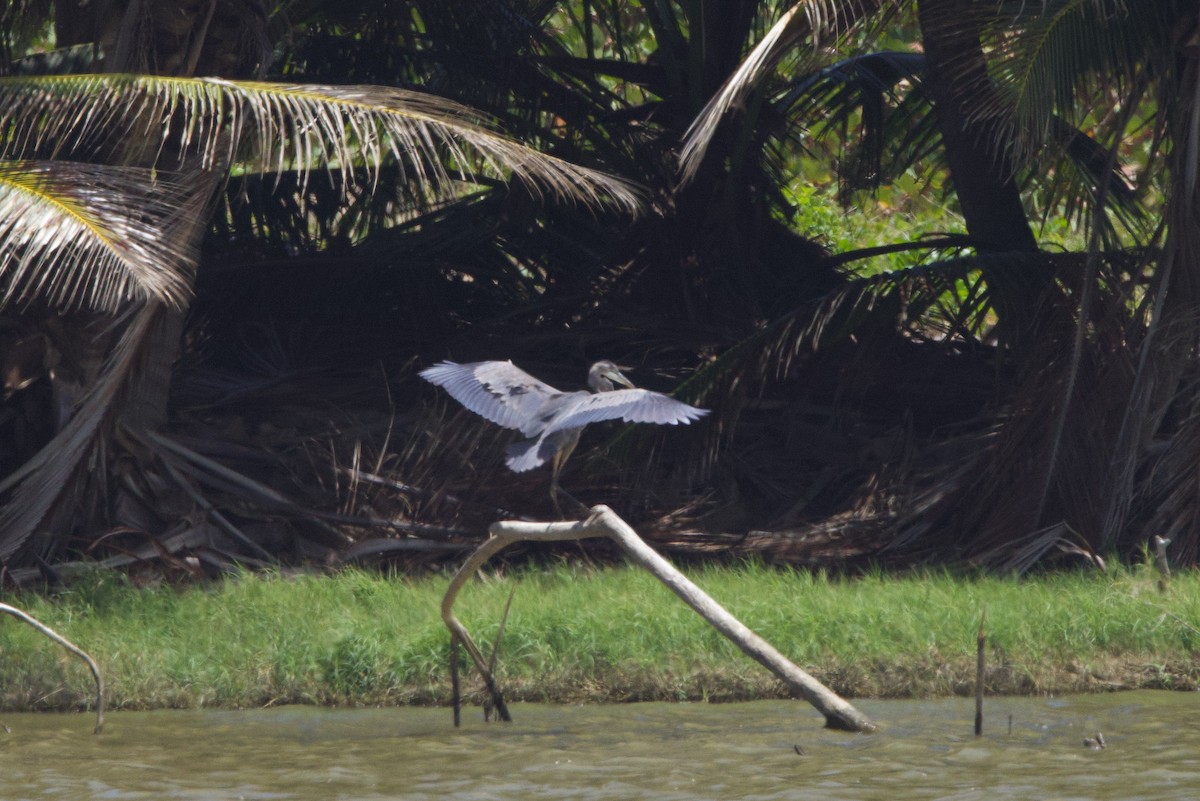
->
<box><xmin>588</xmin><ymin>360</ymin><xmax>634</xmax><ymax>392</ymax></box>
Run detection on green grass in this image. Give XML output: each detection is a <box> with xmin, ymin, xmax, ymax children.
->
<box><xmin>1</xmin><ymin>563</ymin><xmax>1197</xmax><ymax>711</ymax></box>
<box><xmin>781</xmin><ymin>175</ymin><xmax>1094</xmax><ymax>278</ymax></box>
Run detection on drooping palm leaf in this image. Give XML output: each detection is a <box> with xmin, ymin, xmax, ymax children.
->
<box><xmin>0</xmin><ymin>74</ymin><xmax>644</xmax><ymax>215</ymax></box>
<box><xmin>1129</xmin><ymin>391</ymin><xmax>1200</xmax><ymax>566</ymax></box>
<box><xmin>775</xmin><ymin>51</ymin><xmax>932</xmax><ymax>192</ymax></box>
<box><xmin>776</xmin><ymin>50</ymin><xmax>1146</xmax><ymax>236</ymax></box>
<box><xmin>981</xmin><ymin>0</ymin><xmax>1181</xmax><ymax>158</ymax></box>
<box><xmin>0</xmin><ymin>160</ymin><xmax>200</xmax><ymax>311</ymax></box>
<box><xmin>682</xmin><ymin>0</ymin><xmax>1160</xmax><ymax>249</ymax></box>
<box><xmin>0</xmin><ymin>304</ymin><xmax>160</xmax><ymax>562</ymax></box>
<box><xmin>953</xmin><ymin>1</ymin><xmax>1173</xmax><ymax>246</ymax></box>
<box><xmin>679</xmin><ymin>0</ymin><xmax>884</xmax><ymax>182</ymax></box>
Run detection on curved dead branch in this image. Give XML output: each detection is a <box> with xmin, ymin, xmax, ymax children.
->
<box><xmin>0</xmin><ymin>602</ymin><xmax>105</xmax><ymax>733</ymax></box>
<box><xmin>442</xmin><ymin>505</ymin><xmax>876</xmax><ymax>733</ymax></box>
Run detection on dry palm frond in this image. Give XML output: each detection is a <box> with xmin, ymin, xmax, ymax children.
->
<box><xmin>679</xmin><ymin>0</ymin><xmax>883</xmax><ymax>183</ymax></box>
<box><xmin>679</xmin><ymin>1</ymin><xmax>809</xmax><ymax>182</ymax></box>
<box><xmin>878</xmin><ymin>252</ymin><xmax>1153</xmax><ymax>566</ymax></box>
<box><xmin>1101</xmin><ymin>48</ymin><xmax>1200</xmax><ymax>554</ymax></box>
<box><xmin>1129</xmin><ymin>384</ymin><xmax>1200</xmax><ymax>566</ymax></box>
<box><xmin>0</xmin><ymin>160</ymin><xmax>201</xmax><ymax>311</ymax></box>
<box><xmin>0</xmin><ymin>74</ymin><xmax>644</xmax><ymax>216</ymax></box>
<box><xmin>0</xmin><ymin>303</ymin><xmax>159</xmax><ymax>561</ymax></box>
<box><xmin>970</xmin><ymin>523</ymin><xmax>1085</xmax><ymax>575</ymax></box>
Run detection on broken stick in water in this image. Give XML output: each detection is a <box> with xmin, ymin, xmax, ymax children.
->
<box><xmin>975</xmin><ymin>609</ymin><xmax>986</xmax><ymax>737</ymax></box>
<box><xmin>441</xmin><ymin>504</ymin><xmax>876</xmax><ymax>733</ymax></box>
<box><xmin>450</xmin><ymin>633</ymin><xmax>462</xmax><ymax>728</ymax></box>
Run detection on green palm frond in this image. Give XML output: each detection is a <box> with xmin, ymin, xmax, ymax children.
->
<box><xmin>980</xmin><ymin>0</ymin><xmax>1181</xmax><ymax>160</ymax></box>
<box><xmin>0</xmin><ymin>74</ymin><xmax>644</xmax><ymax>215</ymax></box>
<box><xmin>777</xmin><ymin>50</ymin><xmax>1147</xmax><ymax>239</ymax></box>
<box><xmin>1030</xmin><ymin>116</ymin><xmax>1148</xmax><ymax>247</ymax></box>
<box><xmin>0</xmin><ymin>160</ymin><xmax>200</xmax><ymax>311</ymax></box>
<box><xmin>776</xmin><ymin>51</ymin><xmax>935</xmax><ymax>191</ymax></box>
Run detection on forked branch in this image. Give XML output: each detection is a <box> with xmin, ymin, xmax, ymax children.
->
<box><xmin>441</xmin><ymin>505</ymin><xmax>876</xmax><ymax>732</ymax></box>
<box><xmin>0</xmin><ymin>603</ymin><xmax>105</xmax><ymax>733</ymax></box>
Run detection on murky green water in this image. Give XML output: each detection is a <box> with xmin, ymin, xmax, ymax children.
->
<box><xmin>2</xmin><ymin>692</ymin><xmax>1197</xmax><ymax>800</ymax></box>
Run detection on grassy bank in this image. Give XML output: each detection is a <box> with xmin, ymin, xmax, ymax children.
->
<box><xmin>1</xmin><ymin>563</ymin><xmax>1198</xmax><ymax>711</ymax></box>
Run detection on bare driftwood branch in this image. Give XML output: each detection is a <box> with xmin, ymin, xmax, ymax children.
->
<box><xmin>441</xmin><ymin>531</ymin><xmax>514</xmax><ymax>723</ymax></box>
<box><xmin>0</xmin><ymin>603</ymin><xmax>105</xmax><ymax>733</ymax></box>
<box><xmin>442</xmin><ymin>505</ymin><xmax>876</xmax><ymax>732</ymax></box>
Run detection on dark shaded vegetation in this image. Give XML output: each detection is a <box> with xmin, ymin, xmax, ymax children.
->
<box><xmin>1</xmin><ymin>1</ymin><xmax>1198</xmax><ymax>585</ymax></box>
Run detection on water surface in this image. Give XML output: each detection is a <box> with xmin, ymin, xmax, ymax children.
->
<box><xmin>3</xmin><ymin>691</ymin><xmax>1196</xmax><ymax>800</ymax></box>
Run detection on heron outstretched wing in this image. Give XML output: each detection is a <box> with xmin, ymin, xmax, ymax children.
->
<box><xmin>419</xmin><ymin>360</ymin><xmax>563</xmax><ymax>436</ymax></box>
<box><xmin>542</xmin><ymin>388</ymin><xmax>708</xmax><ymax>434</ymax></box>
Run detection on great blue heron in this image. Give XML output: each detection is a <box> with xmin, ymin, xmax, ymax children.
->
<box><xmin>419</xmin><ymin>359</ymin><xmax>708</xmax><ymax>510</ymax></box>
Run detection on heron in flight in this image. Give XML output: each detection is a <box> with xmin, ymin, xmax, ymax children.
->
<box><xmin>420</xmin><ymin>359</ymin><xmax>708</xmax><ymax>511</ymax></box>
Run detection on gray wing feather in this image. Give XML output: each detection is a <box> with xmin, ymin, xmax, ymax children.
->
<box><xmin>419</xmin><ymin>360</ymin><xmax>563</xmax><ymax>435</ymax></box>
<box><xmin>543</xmin><ymin>389</ymin><xmax>708</xmax><ymax>434</ymax></box>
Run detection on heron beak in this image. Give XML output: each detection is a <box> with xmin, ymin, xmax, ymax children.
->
<box><xmin>606</xmin><ymin>367</ymin><xmax>635</xmax><ymax>388</ymax></box>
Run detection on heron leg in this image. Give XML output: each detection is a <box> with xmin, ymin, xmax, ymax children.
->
<box><xmin>549</xmin><ymin>430</ymin><xmax>588</xmax><ymax>517</ymax></box>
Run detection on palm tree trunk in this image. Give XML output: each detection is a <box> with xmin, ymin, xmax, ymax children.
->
<box><xmin>917</xmin><ymin>0</ymin><xmax>1036</xmax><ymax>252</ymax></box>
<box><xmin>917</xmin><ymin>0</ymin><xmax>1048</xmax><ymax>348</ymax></box>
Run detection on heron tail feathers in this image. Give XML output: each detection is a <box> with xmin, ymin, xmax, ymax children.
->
<box><xmin>504</xmin><ymin>439</ymin><xmax>547</xmax><ymax>472</ymax></box>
